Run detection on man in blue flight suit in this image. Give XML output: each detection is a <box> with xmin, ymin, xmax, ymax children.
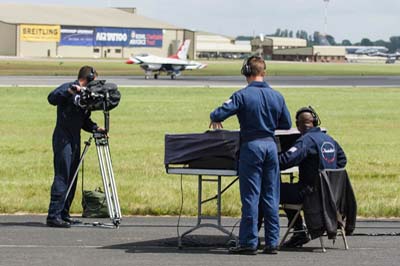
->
<box><xmin>279</xmin><ymin>106</ymin><xmax>347</xmax><ymax>247</ymax></box>
<box><xmin>209</xmin><ymin>56</ymin><xmax>292</xmax><ymax>255</ymax></box>
<box><xmin>47</xmin><ymin>66</ymin><xmax>105</xmax><ymax>228</ymax></box>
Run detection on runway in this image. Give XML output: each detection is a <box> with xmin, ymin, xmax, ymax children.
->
<box><xmin>0</xmin><ymin>75</ymin><xmax>400</xmax><ymax>87</ymax></box>
<box><xmin>1</xmin><ymin>215</ymin><xmax>400</xmax><ymax>266</ymax></box>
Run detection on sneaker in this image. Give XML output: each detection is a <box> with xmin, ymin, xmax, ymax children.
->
<box><xmin>281</xmin><ymin>233</ymin><xmax>311</xmax><ymax>248</ymax></box>
<box><xmin>62</xmin><ymin>217</ymin><xmax>82</xmax><ymax>225</ymax></box>
<box><xmin>257</xmin><ymin>237</ymin><xmax>262</xmax><ymax>249</ymax></box>
<box><xmin>46</xmin><ymin>218</ymin><xmax>71</xmax><ymax>228</ymax></box>
<box><xmin>228</xmin><ymin>246</ymin><xmax>258</xmax><ymax>255</ymax></box>
<box><xmin>263</xmin><ymin>246</ymin><xmax>278</xmax><ymax>255</ymax></box>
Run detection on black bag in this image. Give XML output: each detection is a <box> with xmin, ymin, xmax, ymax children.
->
<box><xmin>81</xmin><ymin>187</ymin><xmax>109</xmax><ymax>218</ymax></box>
<box><xmin>81</xmin><ymin>80</ymin><xmax>121</xmax><ymax>111</ymax></box>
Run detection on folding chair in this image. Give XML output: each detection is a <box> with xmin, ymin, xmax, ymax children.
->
<box><xmin>279</xmin><ymin>168</ymin><xmax>351</xmax><ymax>252</ymax></box>
<box><xmin>319</xmin><ymin>168</ymin><xmax>351</xmax><ymax>251</ymax></box>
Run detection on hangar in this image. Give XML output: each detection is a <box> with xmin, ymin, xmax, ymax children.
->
<box><xmin>251</xmin><ymin>36</ymin><xmax>346</xmax><ymax>62</ymax></box>
<box><xmin>251</xmin><ymin>37</ymin><xmax>307</xmax><ymax>59</ymax></box>
<box><xmin>195</xmin><ymin>31</ymin><xmax>251</xmax><ymax>59</ymax></box>
<box><xmin>0</xmin><ymin>3</ymin><xmax>195</xmax><ymax>59</ymax></box>
<box><xmin>273</xmin><ymin>46</ymin><xmax>346</xmax><ymax>62</ymax></box>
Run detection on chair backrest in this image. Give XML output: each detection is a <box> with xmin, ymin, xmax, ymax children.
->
<box><xmin>319</xmin><ymin>168</ymin><xmax>357</xmax><ymax>236</ymax></box>
<box><xmin>320</xmin><ymin>168</ymin><xmax>348</xmax><ymax>207</ymax></box>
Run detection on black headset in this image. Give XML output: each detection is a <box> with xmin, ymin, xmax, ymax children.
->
<box><xmin>86</xmin><ymin>67</ymin><xmax>96</xmax><ymax>83</ymax></box>
<box><xmin>295</xmin><ymin>106</ymin><xmax>321</xmax><ymax>126</ymax></box>
<box><xmin>241</xmin><ymin>55</ymin><xmax>265</xmax><ymax>76</ymax></box>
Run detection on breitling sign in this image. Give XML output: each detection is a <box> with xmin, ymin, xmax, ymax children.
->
<box><xmin>20</xmin><ymin>24</ymin><xmax>61</xmax><ymax>42</ymax></box>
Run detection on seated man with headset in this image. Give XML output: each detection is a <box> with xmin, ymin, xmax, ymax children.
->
<box><xmin>279</xmin><ymin>106</ymin><xmax>347</xmax><ymax>248</ymax></box>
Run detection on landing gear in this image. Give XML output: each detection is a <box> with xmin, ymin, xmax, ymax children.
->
<box><xmin>154</xmin><ymin>74</ymin><xmax>159</xmax><ymax>79</ymax></box>
<box><xmin>145</xmin><ymin>75</ymin><xmax>149</xmax><ymax>80</ymax></box>
<box><xmin>171</xmin><ymin>74</ymin><xmax>176</xmax><ymax>80</ymax></box>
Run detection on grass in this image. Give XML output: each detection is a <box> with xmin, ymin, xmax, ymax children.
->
<box><xmin>0</xmin><ymin>59</ymin><xmax>400</xmax><ymax>76</ymax></box>
<box><xmin>0</xmin><ymin>86</ymin><xmax>400</xmax><ymax>217</ymax></box>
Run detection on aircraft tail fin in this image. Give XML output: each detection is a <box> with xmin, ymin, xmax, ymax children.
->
<box><xmin>169</xmin><ymin>40</ymin><xmax>191</xmax><ymax>60</ymax></box>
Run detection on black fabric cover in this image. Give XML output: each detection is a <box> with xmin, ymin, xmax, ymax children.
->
<box><xmin>165</xmin><ymin>130</ymin><xmax>240</xmax><ymax>170</ymax></box>
<box><xmin>164</xmin><ymin>129</ymin><xmax>309</xmax><ymax>170</ymax></box>
<box><xmin>274</xmin><ymin>129</ymin><xmax>301</xmax><ymax>153</ymax></box>
<box><xmin>82</xmin><ymin>80</ymin><xmax>121</xmax><ymax>111</ymax></box>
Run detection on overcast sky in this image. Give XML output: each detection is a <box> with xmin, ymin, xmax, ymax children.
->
<box><xmin>8</xmin><ymin>0</ymin><xmax>400</xmax><ymax>43</ymax></box>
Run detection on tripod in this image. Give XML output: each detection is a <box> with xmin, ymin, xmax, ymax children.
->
<box><xmin>64</xmin><ymin>105</ymin><xmax>121</xmax><ymax>227</ymax></box>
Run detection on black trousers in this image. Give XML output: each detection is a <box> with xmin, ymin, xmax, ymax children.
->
<box><xmin>258</xmin><ymin>182</ymin><xmax>304</xmax><ymax>231</ymax></box>
<box><xmin>47</xmin><ymin>132</ymin><xmax>80</xmax><ymax>220</ymax></box>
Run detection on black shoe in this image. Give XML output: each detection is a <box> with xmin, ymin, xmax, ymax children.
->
<box><xmin>281</xmin><ymin>233</ymin><xmax>311</xmax><ymax>248</ymax></box>
<box><xmin>46</xmin><ymin>218</ymin><xmax>71</xmax><ymax>228</ymax></box>
<box><xmin>263</xmin><ymin>246</ymin><xmax>278</xmax><ymax>255</ymax></box>
<box><xmin>62</xmin><ymin>217</ymin><xmax>82</xmax><ymax>225</ymax></box>
<box><xmin>229</xmin><ymin>246</ymin><xmax>258</xmax><ymax>255</ymax></box>
<box><xmin>226</xmin><ymin>239</ymin><xmax>238</xmax><ymax>248</ymax></box>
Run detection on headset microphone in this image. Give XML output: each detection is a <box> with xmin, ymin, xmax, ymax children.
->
<box><xmin>295</xmin><ymin>106</ymin><xmax>321</xmax><ymax>126</ymax></box>
<box><xmin>87</xmin><ymin>67</ymin><xmax>96</xmax><ymax>83</ymax></box>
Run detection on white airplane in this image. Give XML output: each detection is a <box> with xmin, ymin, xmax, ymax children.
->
<box><xmin>126</xmin><ymin>40</ymin><xmax>207</xmax><ymax>79</ymax></box>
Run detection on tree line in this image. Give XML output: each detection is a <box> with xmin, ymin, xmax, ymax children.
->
<box><xmin>237</xmin><ymin>28</ymin><xmax>400</xmax><ymax>52</ymax></box>
<box><xmin>272</xmin><ymin>28</ymin><xmax>400</xmax><ymax>52</ymax></box>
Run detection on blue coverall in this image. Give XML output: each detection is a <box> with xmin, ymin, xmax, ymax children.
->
<box><xmin>210</xmin><ymin>81</ymin><xmax>291</xmax><ymax>248</ymax></box>
<box><xmin>279</xmin><ymin>127</ymin><xmax>347</xmax><ymax>230</ymax></box>
<box><xmin>47</xmin><ymin>81</ymin><xmax>98</xmax><ymax>221</ymax></box>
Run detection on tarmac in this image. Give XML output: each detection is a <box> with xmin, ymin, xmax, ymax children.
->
<box><xmin>0</xmin><ymin>75</ymin><xmax>400</xmax><ymax>88</ymax></box>
<box><xmin>1</xmin><ymin>215</ymin><xmax>400</xmax><ymax>266</ymax></box>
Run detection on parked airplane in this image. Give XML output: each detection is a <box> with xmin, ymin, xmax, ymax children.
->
<box><xmin>126</xmin><ymin>40</ymin><xmax>207</xmax><ymax>79</ymax></box>
<box><xmin>355</xmin><ymin>47</ymin><xmax>400</xmax><ymax>63</ymax></box>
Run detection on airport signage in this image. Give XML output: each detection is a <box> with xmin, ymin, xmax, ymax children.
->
<box><xmin>60</xmin><ymin>27</ymin><xmax>94</xmax><ymax>46</ymax></box>
<box><xmin>94</xmin><ymin>27</ymin><xmax>163</xmax><ymax>47</ymax></box>
<box><xmin>20</xmin><ymin>24</ymin><xmax>60</xmax><ymax>42</ymax></box>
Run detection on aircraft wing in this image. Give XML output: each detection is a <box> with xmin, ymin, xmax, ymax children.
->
<box><xmin>127</xmin><ymin>54</ymin><xmax>189</xmax><ymax>65</ymax></box>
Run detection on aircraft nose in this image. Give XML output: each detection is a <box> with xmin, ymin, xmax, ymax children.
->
<box><xmin>126</xmin><ymin>59</ymin><xmax>134</xmax><ymax>64</ymax></box>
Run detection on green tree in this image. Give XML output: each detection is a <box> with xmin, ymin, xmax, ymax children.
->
<box><xmin>389</xmin><ymin>36</ymin><xmax>400</xmax><ymax>52</ymax></box>
<box><xmin>326</xmin><ymin>35</ymin><xmax>336</xmax><ymax>45</ymax></box>
<box><xmin>313</xmin><ymin>31</ymin><xmax>321</xmax><ymax>45</ymax></box>
<box><xmin>341</xmin><ymin>39</ymin><xmax>352</xmax><ymax>46</ymax></box>
<box><xmin>360</xmin><ymin>38</ymin><xmax>373</xmax><ymax>46</ymax></box>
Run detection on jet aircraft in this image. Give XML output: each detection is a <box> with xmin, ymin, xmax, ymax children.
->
<box><xmin>126</xmin><ymin>40</ymin><xmax>207</xmax><ymax>79</ymax></box>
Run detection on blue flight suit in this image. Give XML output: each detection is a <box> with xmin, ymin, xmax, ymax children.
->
<box><xmin>47</xmin><ymin>81</ymin><xmax>98</xmax><ymax>221</ymax></box>
<box><xmin>210</xmin><ymin>81</ymin><xmax>291</xmax><ymax>248</ymax></box>
<box><xmin>279</xmin><ymin>127</ymin><xmax>347</xmax><ymax>230</ymax></box>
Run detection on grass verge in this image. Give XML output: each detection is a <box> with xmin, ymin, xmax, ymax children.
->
<box><xmin>0</xmin><ymin>86</ymin><xmax>399</xmax><ymax>217</ymax></box>
<box><xmin>0</xmin><ymin>59</ymin><xmax>400</xmax><ymax>76</ymax></box>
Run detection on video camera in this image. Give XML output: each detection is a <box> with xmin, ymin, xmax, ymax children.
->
<box><xmin>72</xmin><ymin>80</ymin><xmax>121</xmax><ymax>112</ymax></box>
<box><xmin>72</xmin><ymin>80</ymin><xmax>121</xmax><ymax>133</ymax></box>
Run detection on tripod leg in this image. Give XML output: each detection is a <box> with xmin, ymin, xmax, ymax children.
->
<box><xmin>96</xmin><ymin>145</ymin><xmax>115</xmax><ymax>219</ymax></box>
<box><xmin>64</xmin><ymin>138</ymin><xmax>92</xmax><ymax>207</ymax></box>
<box><xmin>104</xmin><ymin>144</ymin><xmax>122</xmax><ymax>219</ymax></box>
<box><xmin>96</xmin><ymin>141</ymin><xmax>121</xmax><ymax>226</ymax></box>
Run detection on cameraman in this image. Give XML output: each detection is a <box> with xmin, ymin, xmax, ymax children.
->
<box><xmin>46</xmin><ymin>66</ymin><xmax>105</xmax><ymax>228</ymax></box>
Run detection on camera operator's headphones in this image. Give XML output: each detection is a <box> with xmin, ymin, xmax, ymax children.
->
<box><xmin>295</xmin><ymin>106</ymin><xmax>321</xmax><ymax>127</ymax></box>
<box><xmin>241</xmin><ymin>55</ymin><xmax>265</xmax><ymax>77</ymax></box>
<box><xmin>86</xmin><ymin>67</ymin><xmax>96</xmax><ymax>83</ymax></box>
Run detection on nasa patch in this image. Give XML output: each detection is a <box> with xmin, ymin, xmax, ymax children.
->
<box><xmin>321</xmin><ymin>142</ymin><xmax>336</xmax><ymax>163</ymax></box>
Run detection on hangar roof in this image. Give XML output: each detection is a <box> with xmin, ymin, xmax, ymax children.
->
<box><xmin>252</xmin><ymin>37</ymin><xmax>307</xmax><ymax>48</ymax></box>
<box><xmin>273</xmin><ymin>46</ymin><xmax>346</xmax><ymax>56</ymax></box>
<box><xmin>0</xmin><ymin>3</ymin><xmax>182</xmax><ymax>30</ymax></box>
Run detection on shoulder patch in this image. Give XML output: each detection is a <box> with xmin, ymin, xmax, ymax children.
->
<box><xmin>288</xmin><ymin>147</ymin><xmax>297</xmax><ymax>153</ymax></box>
<box><xmin>224</xmin><ymin>99</ymin><xmax>232</xmax><ymax>104</ymax></box>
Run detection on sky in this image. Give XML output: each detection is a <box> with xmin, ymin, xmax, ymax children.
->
<box><xmin>6</xmin><ymin>0</ymin><xmax>400</xmax><ymax>43</ymax></box>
